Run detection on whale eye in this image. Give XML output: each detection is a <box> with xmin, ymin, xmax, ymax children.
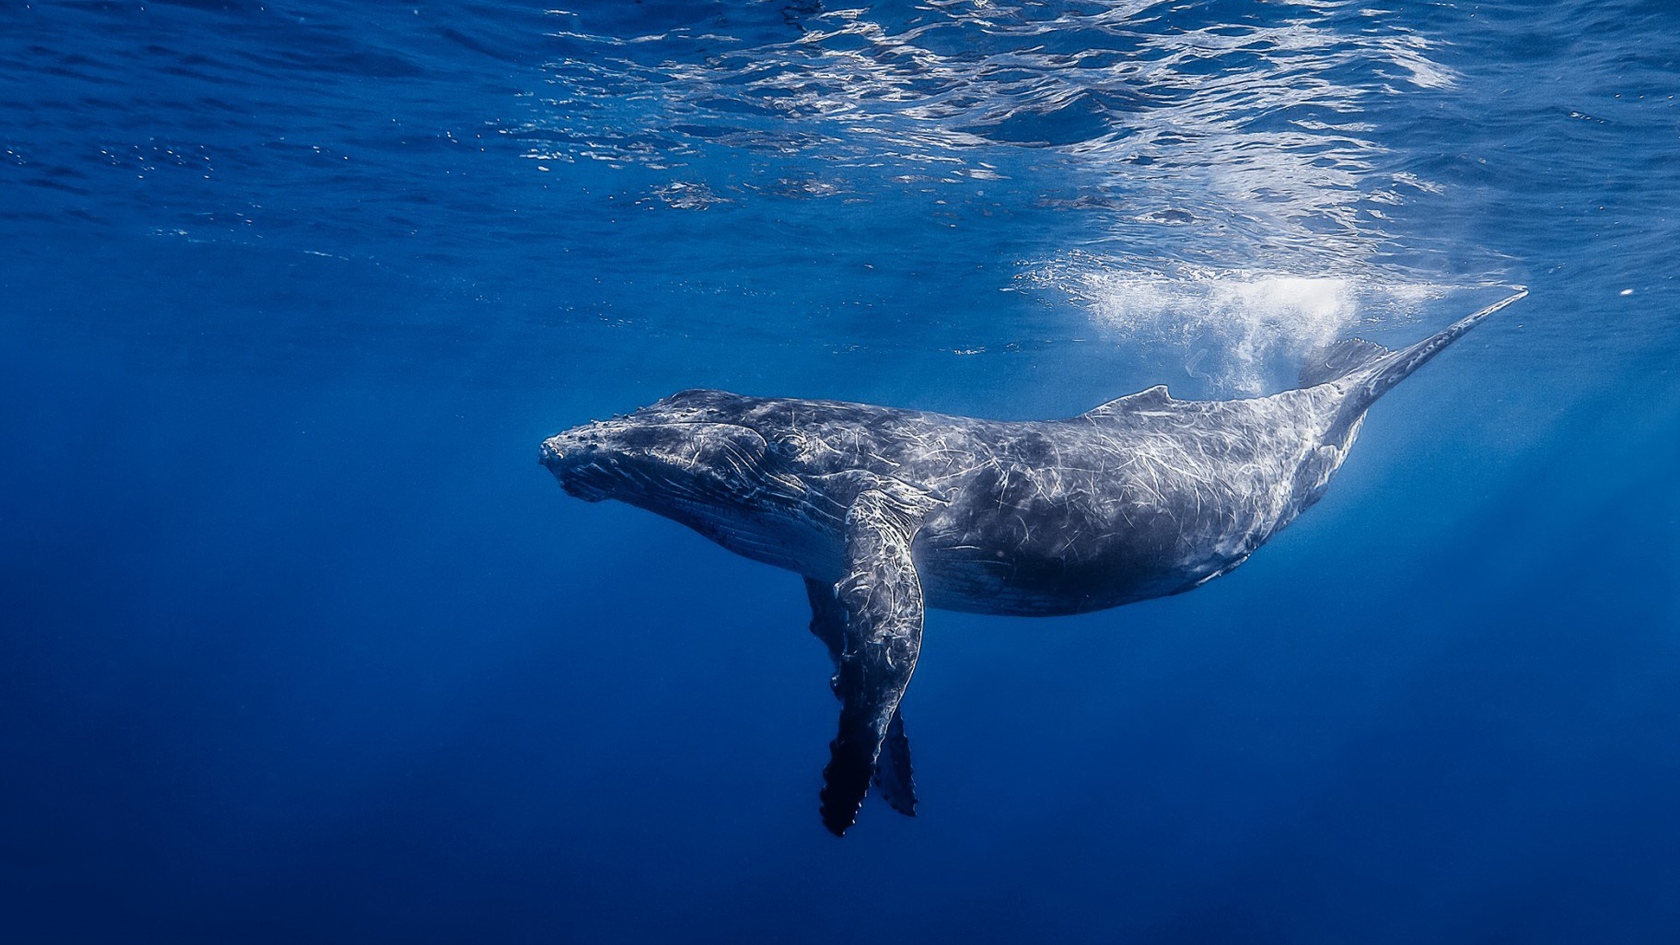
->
<box><xmin>774</xmin><ymin>431</ymin><xmax>809</xmax><ymax>458</ymax></box>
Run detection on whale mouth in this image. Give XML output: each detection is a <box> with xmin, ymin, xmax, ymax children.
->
<box><xmin>551</xmin><ymin>461</ymin><xmax>613</xmax><ymax>503</ymax></box>
<box><xmin>559</xmin><ymin>476</ymin><xmax>609</xmax><ymax>502</ymax></box>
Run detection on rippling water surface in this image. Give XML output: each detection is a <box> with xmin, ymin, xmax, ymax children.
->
<box><xmin>2</xmin><ymin>2</ymin><xmax>1677</xmax><ymax>942</ymax></box>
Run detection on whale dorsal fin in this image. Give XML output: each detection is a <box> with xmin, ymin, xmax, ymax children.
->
<box><xmin>1084</xmin><ymin>384</ymin><xmax>1173</xmax><ymax>418</ymax></box>
<box><xmin>1297</xmin><ymin>338</ymin><xmax>1393</xmax><ymax>389</ymax></box>
<box><xmin>814</xmin><ymin>473</ymin><xmax>945</xmax><ymax>836</ymax></box>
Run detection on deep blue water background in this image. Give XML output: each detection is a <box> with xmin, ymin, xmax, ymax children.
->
<box><xmin>3</xmin><ymin>1</ymin><xmax>1678</xmax><ymax>942</ymax></box>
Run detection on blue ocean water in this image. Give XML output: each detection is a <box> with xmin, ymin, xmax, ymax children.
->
<box><xmin>2</xmin><ymin>0</ymin><xmax>1677</xmax><ymax>941</ymax></box>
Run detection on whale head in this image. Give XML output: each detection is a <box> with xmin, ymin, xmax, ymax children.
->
<box><xmin>540</xmin><ymin>389</ymin><xmax>779</xmax><ymax>512</ymax></box>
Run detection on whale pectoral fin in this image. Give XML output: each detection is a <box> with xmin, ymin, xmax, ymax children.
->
<box><xmin>804</xmin><ymin>575</ymin><xmax>845</xmax><ymax>670</ymax></box>
<box><xmin>873</xmin><ymin>710</ymin><xmax>917</xmax><ymax>816</ymax></box>
<box><xmin>819</xmin><ymin>481</ymin><xmax>943</xmax><ymax>837</ymax></box>
<box><xmin>807</xmin><ymin>577</ymin><xmax>918</xmax><ymax>817</ymax></box>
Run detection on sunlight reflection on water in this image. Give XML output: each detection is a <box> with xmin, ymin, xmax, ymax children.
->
<box><xmin>517</xmin><ymin>0</ymin><xmax>1498</xmax><ymax>387</ymax></box>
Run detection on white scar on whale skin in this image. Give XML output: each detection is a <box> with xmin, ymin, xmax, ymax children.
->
<box><xmin>540</xmin><ymin>287</ymin><xmax>1527</xmax><ymax>836</ymax></box>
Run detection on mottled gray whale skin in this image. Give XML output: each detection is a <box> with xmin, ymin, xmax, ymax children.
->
<box><xmin>540</xmin><ymin>289</ymin><xmax>1525</xmax><ymax>835</ymax></box>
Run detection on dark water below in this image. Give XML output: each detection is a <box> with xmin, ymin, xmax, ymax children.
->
<box><xmin>2</xmin><ymin>1</ymin><xmax>1677</xmax><ymax>942</ymax></box>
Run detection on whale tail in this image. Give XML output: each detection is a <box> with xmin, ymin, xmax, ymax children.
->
<box><xmin>1346</xmin><ymin>286</ymin><xmax>1527</xmax><ymax>412</ymax></box>
<box><xmin>1298</xmin><ymin>337</ymin><xmax>1395</xmax><ymax>389</ymax></box>
<box><xmin>1305</xmin><ymin>287</ymin><xmax>1528</xmax><ymax>414</ymax></box>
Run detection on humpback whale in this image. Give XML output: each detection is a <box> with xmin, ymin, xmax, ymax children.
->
<box><xmin>540</xmin><ymin>288</ymin><xmax>1527</xmax><ymax>835</ymax></box>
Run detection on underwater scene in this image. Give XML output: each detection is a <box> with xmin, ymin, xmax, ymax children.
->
<box><xmin>2</xmin><ymin>0</ymin><xmax>1677</xmax><ymax>942</ymax></box>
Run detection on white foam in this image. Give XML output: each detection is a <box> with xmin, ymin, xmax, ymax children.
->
<box><xmin>1066</xmin><ymin>265</ymin><xmax>1445</xmax><ymax>395</ymax></box>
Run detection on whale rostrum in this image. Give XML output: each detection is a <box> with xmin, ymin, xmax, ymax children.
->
<box><xmin>540</xmin><ymin>288</ymin><xmax>1528</xmax><ymax>835</ymax></box>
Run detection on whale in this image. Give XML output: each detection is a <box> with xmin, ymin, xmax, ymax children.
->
<box><xmin>540</xmin><ymin>288</ymin><xmax>1527</xmax><ymax>835</ymax></box>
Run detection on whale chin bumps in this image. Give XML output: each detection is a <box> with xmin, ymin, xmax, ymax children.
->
<box><xmin>538</xmin><ymin>435</ymin><xmax>611</xmax><ymax>502</ymax></box>
<box><xmin>537</xmin><ymin>288</ymin><xmax>1526</xmax><ymax>835</ymax></box>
